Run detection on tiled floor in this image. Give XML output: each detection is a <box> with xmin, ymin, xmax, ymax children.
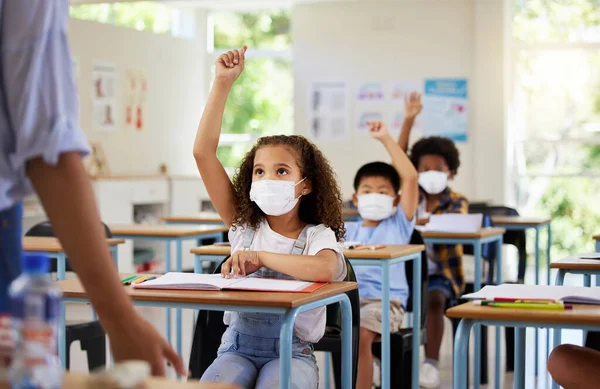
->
<box><xmin>64</xmin><ymin>250</ymin><xmax>588</xmax><ymax>388</ymax></box>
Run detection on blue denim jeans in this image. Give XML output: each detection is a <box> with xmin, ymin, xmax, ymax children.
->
<box><xmin>200</xmin><ymin>312</ymin><xmax>318</xmax><ymax>389</ymax></box>
<box><xmin>0</xmin><ymin>203</ymin><xmax>22</xmax><ymax>314</ymax></box>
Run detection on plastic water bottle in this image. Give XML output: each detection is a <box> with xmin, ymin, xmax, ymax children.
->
<box><xmin>8</xmin><ymin>255</ymin><xmax>63</xmax><ymax>389</ymax></box>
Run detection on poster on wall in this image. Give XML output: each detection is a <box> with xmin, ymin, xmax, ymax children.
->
<box><xmin>355</xmin><ymin>110</ymin><xmax>384</xmax><ymax>134</ymax></box>
<box><xmin>421</xmin><ymin>79</ymin><xmax>468</xmax><ymax>142</ymax></box>
<box><xmin>308</xmin><ymin>82</ymin><xmax>349</xmax><ymax>141</ymax></box>
<box><xmin>356</xmin><ymin>82</ymin><xmax>385</xmax><ymax>102</ymax></box>
<box><xmin>91</xmin><ymin>62</ymin><xmax>117</xmax><ymax>132</ymax></box>
<box><xmin>388</xmin><ymin>81</ymin><xmax>424</xmax><ymax>137</ymax></box>
<box><xmin>124</xmin><ymin>69</ymin><xmax>148</xmax><ymax>131</ymax></box>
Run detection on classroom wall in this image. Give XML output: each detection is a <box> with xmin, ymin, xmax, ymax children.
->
<box><xmin>292</xmin><ymin>0</ymin><xmax>510</xmax><ymax>204</ymax></box>
<box><xmin>68</xmin><ymin>10</ymin><xmax>208</xmax><ymax>176</ymax></box>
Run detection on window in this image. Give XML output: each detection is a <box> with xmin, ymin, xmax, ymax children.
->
<box><xmin>512</xmin><ymin>0</ymin><xmax>600</xmax><ymax>258</ymax></box>
<box><xmin>70</xmin><ymin>2</ymin><xmax>174</xmax><ymax>35</ymax></box>
<box><xmin>208</xmin><ymin>10</ymin><xmax>293</xmax><ymax>168</ymax></box>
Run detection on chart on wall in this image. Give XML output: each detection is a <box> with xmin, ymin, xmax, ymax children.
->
<box><xmin>308</xmin><ymin>82</ymin><xmax>349</xmax><ymax>141</ymax></box>
<box><xmin>91</xmin><ymin>62</ymin><xmax>117</xmax><ymax>132</ymax></box>
<box><xmin>388</xmin><ymin>81</ymin><xmax>424</xmax><ymax>138</ymax></box>
<box><xmin>124</xmin><ymin>69</ymin><xmax>148</xmax><ymax>132</ymax></box>
<box><xmin>421</xmin><ymin>79</ymin><xmax>468</xmax><ymax>142</ymax></box>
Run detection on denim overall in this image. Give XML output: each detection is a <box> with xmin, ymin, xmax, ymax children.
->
<box><xmin>201</xmin><ymin>226</ymin><xmax>319</xmax><ymax>389</ymax></box>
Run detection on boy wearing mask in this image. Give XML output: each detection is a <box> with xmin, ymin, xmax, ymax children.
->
<box><xmin>399</xmin><ymin>92</ymin><xmax>468</xmax><ymax>388</ymax></box>
<box><xmin>345</xmin><ymin>121</ymin><xmax>419</xmax><ymax>389</ymax></box>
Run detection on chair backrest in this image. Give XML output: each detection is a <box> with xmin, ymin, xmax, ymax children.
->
<box><xmin>25</xmin><ymin>221</ymin><xmax>113</xmax><ymax>238</ymax></box>
<box><xmin>404</xmin><ymin>229</ymin><xmax>429</xmax><ymax>330</ymax></box>
<box><xmin>468</xmin><ymin>205</ymin><xmax>519</xmax><ymax>217</ymax></box>
<box><xmin>188</xmin><ymin>254</ymin><xmax>360</xmax><ymax>380</ymax></box>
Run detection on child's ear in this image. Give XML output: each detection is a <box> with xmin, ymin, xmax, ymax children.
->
<box><xmin>352</xmin><ymin>193</ymin><xmax>359</xmax><ymax>207</ymax></box>
<box><xmin>301</xmin><ymin>179</ymin><xmax>313</xmax><ymax>196</ymax></box>
<box><xmin>393</xmin><ymin>194</ymin><xmax>401</xmax><ymax>206</ymax></box>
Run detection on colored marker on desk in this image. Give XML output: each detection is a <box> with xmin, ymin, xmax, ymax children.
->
<box><xmin>121</xmin><ymin>275</ymin><xmax>138</xmax><ymax>285</ymax></box>
<box><xmin>475</xmin><ymin>300</ymin><xmax>572</xmax><ymax>310</ymax></box>
<box><xmin>132</xmin><ymin>275</ymin><xmax>156</xmax><ymax>285</ymax></box>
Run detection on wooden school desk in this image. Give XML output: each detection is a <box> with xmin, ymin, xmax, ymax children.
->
<box><xmin>447</xmin><ymin>301</ymin><xmax>600</xmax><ymax>389</ymax></box>
<box><xmin>22</xmin><ymin>236</ymin><xmax>124</xmax><ymax>280</ymax></box>
<box><xmin>108</xmin><ymin>224</ymin><xmax>228</xmax><ymax>357</ymax></box>
<box><xmin>0</xmin><ymin>372</ymin><xmax>241</xmax><ymax>389</ymax></box>
<box><xmin>491</xmin><ymin>216</ymin><xmax>552</xmax><ymax>285</ymax></box>
<box><xmin>190</xmin><ymin>244</ymin><xmax>425</xmax><ymax>389</ymax></box>
<box><xmin>56</xmin><ymin>276</ymin><xmax>357</xmax><ymax>389</ymax></box>
<box><xmin>420</xmin><ymin>227</ymin><xmax>505</xmax><ymax>389</ymax></box>
<box><xmin>162</xmin><ymin>214</ymin><xmax>224</xmax><ymax>226</ymax></box>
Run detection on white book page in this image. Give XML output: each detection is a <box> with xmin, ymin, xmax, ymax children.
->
<box><xmin>133</xmin><ymin>273</ymin><xmax>242</xmax><ymax>290</ymax></box>
<box><xmin>425</xmin><ymin>214</ymin><xmax>483</xmax><ymax>233</ymax></box>
<box><xmin>227</xmin><ymin>277</ymin><xmax>314</xmax><ymax>292</ymax></box>
<box><xmin>463</xmin><ymin>284</ymin><xmax>600</xmax><ymax>304</ymax></box>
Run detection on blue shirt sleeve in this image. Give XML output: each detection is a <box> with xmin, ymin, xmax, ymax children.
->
<box><xmin>1</xmin><ymin>0</ymin><xmax>90</xmax><ymax>173</ymax></box>
<box><xmin>391</xmin><ymin>205</ymin><xmax>416</xmax><ymax>241</ymax></box>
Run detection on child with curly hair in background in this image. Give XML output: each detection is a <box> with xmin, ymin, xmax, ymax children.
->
<box><xmin>193</xmin><ymin>46</ymin><xmax>347</xmax><ymax>389</ymax></box>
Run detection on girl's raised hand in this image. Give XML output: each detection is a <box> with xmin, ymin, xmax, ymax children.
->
<box><xmin>215</xmin><ymin>46</ymin><xmax>247</xmax><ymax>86</ymax></box>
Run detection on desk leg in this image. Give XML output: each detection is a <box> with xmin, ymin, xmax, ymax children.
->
<box><xmin>412</xmin><ymin>254</ymin><xmax>422</xmax><ymax>389</ymax></box>
<box><xmin>546</xmin><ymin>223</ymin><xmax>552</xmax><ymax>286</ymax></box>
<box><xmin>57</xmin><ymin>252</ymin><xmax>66</xmax><ymax>281</ymax></box>
<box><xmin>453</xmin><ymin>319</ymin><xmax>474</xmax><ymax>389</ymax></box>
<box><xmin>534</xmin><ymin>226</ymin><xmax>540</xmax><ymax>378</ymax></box>
<box><xmin>280</xmin><ymin>307</ymin><xmax>300</xmax><ymax>389</ymax></box>
<box><xmin>176</xmin><ymin>239</ymin><xmax>183</xmax><ymax>359</ymax></box>
<box><xmin>495</xmin><ymin>237</ymin><xmax>502</xmax><ymax>389</ymax></box>
<box><xmin>514</xmin><ymin>327</ymin><xmax>526</xmax><ymax>389</ymax></box>
<box><xmin>473</xmin><ymin>243</ymin><xmax>482</xmax><ymax>389</ymax></box>
<box><xmin>381</xmin><ymin>261</ymin><xmax>391</xmax><ymax>389</ymax></box>
<box><xmin>596</xmin><ymin>239</ymin><xmax>600</xmax><ymax>253</ymax></box>
<box><xmin>165</xmin><ymin>241</ymin><xmax>172</xmax><ymax>347</ymax></box>
<box><xmin>551</xmin><ymin>270</ymin><xmax>565</xmax><ymax>389</ymax></box>
<box><xmin>584</xmin><ymin>274</ymin><xmax>591</xmax><ymax>287</ymax></box>
<box><xmin>323</xmin><ymin>352</ymin><xmax>331</xmax><ymax>389</ymax></box>
<box><xmin>59</xmin><ymin>301</ymin><xmax>66</xmax><ymax>368</ymax></box>
<box><xmin>340</xmin><ymin>295</ymin><xmax>353</xmax><ymax>389</ymax></box>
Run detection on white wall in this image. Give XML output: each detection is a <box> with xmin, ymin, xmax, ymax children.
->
<box><xmin>68</xmin><ymin>10</ymin><xmax>208</xmax><ymax>177</ymax></box>
<box><xmin>293</xmin><ymin>0</ymin><xmax>510</xmax><ymax>203</ymax></box>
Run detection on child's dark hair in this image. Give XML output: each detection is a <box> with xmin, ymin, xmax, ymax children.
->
<box><xmin>410</xmin><ymin>136</ymin><xmax>461</xmax><ymax>174</ymax></box>
<box><xmin>231</xmin><ymin>135</ymin><xmax>346</xmax><ymax>241</ymax></box>
<box><xmin>353</xmin><ymin>162</ymin><xmax>400</xmax><ymax>193</ymax></box>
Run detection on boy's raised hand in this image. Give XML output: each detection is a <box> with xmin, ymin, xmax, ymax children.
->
<box><xmin>215</xmin><ymin>46</ymin><xmax>247</xmax><ymax>86</ymax></box>
<box><xmin>404</xmin><ymin>91</ymin><xmax>423</xmax><ymax>120</ymax></box>
<box><xmin>367</xmin><ymin>120</ymin><xmax>391</xmax><ymax>141</ymax></box>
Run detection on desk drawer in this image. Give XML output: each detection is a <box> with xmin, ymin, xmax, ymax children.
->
<box><xmin>132</xmin><ymin>180</ymin><xmax>169</xmax><ymax>204</ymax></box>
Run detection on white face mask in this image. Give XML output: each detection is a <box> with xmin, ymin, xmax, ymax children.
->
<box><xmin>357</xmin><ymin>193</ymin><xmax>395</xmax><ymax>221</ymax></box>
<box><xmin>418</xmin><ymin>170</ymin><xmax>449</xmax><ymax>195</ymax></box>
<box><xmin>249</xmin><ymin>178</ymin><xmax>306</xmax><ymax>216</ymax></box>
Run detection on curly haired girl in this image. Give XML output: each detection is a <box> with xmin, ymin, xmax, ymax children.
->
<box><xmin>193</xmin><ymin>46</ymin><xmax>347</xmax><ymax>389</ymax></box>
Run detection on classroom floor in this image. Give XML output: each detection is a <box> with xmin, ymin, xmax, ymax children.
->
<box><xmin>64</xmin><ymin>250</ymin><xmax>586</xmax><ymax>388</ymax></box>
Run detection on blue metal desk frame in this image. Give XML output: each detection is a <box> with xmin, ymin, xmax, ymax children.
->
<box><xmin>422</xmin><ymin>233</ymin><xmax>503</xmax><ymax>389</ymax></box>
<box><xmin>112</xmin><ymin>231</ymin><xmax>223</xmax><ymax>358</ymax></box>
<box><xmin>59</xmin><ymin>291</ymin><xmax>353</xmax><ymax>389</ymax></box>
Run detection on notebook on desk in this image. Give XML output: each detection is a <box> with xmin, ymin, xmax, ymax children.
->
<box><xmin>132</xmin><ymin>272</ymin><xmax>326</xmax><ymax>293</ymax></box>
<box><xmin>463</xmin><ymin>284</ymin><xmax>600</xmax><ymax>305</ymax></box>
<box><xmin>424</xmin><ymin>213</ymin><xmax>483</xmax><ymax>233</ymax></box>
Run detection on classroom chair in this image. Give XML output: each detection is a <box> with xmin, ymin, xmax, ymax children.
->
<box><xmin>25</xmin><ymin>221</ymin><xmax>109</xmax><ymax>372</ymax></box>
<box><xmin>188</xmin><ymin>256</ymin><xmax>361</xmax><ymax>388</ymax></box>
<box><xmin>369</xmin><ymin>229</ymin><xmax>429</xmax><ymax>389</ymax></box>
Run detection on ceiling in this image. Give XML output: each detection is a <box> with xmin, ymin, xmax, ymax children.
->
<box><xmin>70</xmin><ymin>0</ymin><xmax>347</xmax><ymax>9</ymax></box>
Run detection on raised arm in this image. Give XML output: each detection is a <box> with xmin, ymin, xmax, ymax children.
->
<box><xmin>397</xmin><ymin>92</ymin><xmax>423</xmax><ymax>152</ymax></box>
<box><xmin>368</xmin><ymin>121</ymin><xmax>419</xmax><ymax>220</ymax></box>
<box><xmin>193</xmin><ymin>47</ymin><xmax>247</xmax><ymax>227</ymax></box>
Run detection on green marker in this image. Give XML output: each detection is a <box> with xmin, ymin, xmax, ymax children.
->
<box><xmin>121</xmin><ymin>275</ymin><xmax>138</xmax><ymax>285</ymax></box>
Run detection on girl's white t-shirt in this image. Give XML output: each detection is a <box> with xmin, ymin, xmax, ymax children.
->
<box><xmin>224</xmin><ymin>220</ymin><xmax>347</xmax><ymax>343</ymax></box>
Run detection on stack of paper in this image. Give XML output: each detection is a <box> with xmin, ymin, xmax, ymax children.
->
<box><xmin>463</xmin><ymin>284</ymin><xmax>600</xmax><ymax>305</ymax></box>
<box><xmin>424</xmin><ymin>214</ymin><xmax>483</xmax><ymax>233</ymax></box>
<box><xmin>132</xmin><ymin>272</ymin><xmax>325</xmax><ymax>293</ymax></box>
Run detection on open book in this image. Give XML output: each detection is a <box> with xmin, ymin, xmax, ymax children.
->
<box><xmin>463</xmin><ymin>284</ymin><xmax>600</xmax><ymax>305</ymax></box>
<box><xmin>424</xmin><ymin>214</ymin><xmax>483</xmax><ymax>233</ymax></box>
<box><xmin>132</xmin><ymin>272</ymin><xmax>326</xmax><ymax>293</ymax></box>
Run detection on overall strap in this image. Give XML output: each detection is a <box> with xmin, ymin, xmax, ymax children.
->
<box><xmin>290</xmin><ymin>225</ymin><xmax>311</xmax><ymax>255</ymax></box>
<box><xmin>243</xmin><ymin>227</ymin><xmax>256</xmax><ymax>250</ymax></box>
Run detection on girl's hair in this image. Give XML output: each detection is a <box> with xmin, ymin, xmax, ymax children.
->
<box><xmin>231</xmin><ymin>135</ymin><xmax>346</xmax><ymax>241</ymax></box>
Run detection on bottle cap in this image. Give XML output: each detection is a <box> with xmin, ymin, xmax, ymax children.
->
<box><xmin>22</xmin><ymin>254</ymin><xmax>49</xmax><ymax>274</ymax></box>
